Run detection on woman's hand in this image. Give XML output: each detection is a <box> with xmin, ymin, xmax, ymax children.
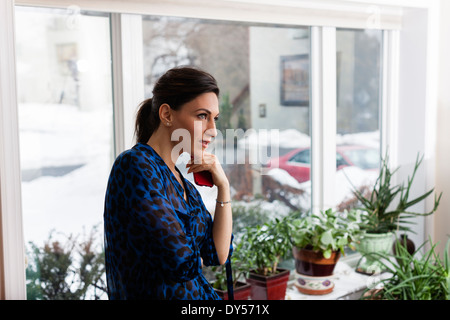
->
<box><xmin>186</xmin><ymin>152</ymin><xmax>229</xmax><ymax>189</ymax></box>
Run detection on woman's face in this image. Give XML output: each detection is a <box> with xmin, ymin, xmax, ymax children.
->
<box><xmin>170</xmin><ymin>92</ymin><xmax>219</xmax><ymax>158</ymax></box>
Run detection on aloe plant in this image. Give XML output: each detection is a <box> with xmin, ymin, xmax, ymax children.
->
<box><xmin>352</xmin><ymin>153</ymin><xmax>442</xmax><ymax>234</ymax></box>
<box><xmin>362</xmin><ymin>238</ymin><xmax>450</xmax><ymax>300</ymax></box>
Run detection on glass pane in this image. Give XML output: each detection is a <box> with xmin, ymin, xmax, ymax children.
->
<box><xmin>336</xmin><ymin>29</ymin><xmax>382</xmax><ymax>211</ymax></box>
<box><xmin>15</xmin><ymin>6</ymin><xmax>113</xmax><ymax>299</ymax></box>
<box><xmin>142</xmin><ymin>17</ymin><xmax>311</xmax><ymax>228</ymax></box>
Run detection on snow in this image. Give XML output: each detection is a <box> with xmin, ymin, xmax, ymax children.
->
<box><xmin>18</xmin><ymin>103</ymin><xmax>112</xmax><ymax>170</ymax></box>
<box><xmin>237</xmin><ymin>128</ymin><xmax>380</xmax><ymax>150</ymax></box>
<box><xmin>266</xmin><ymin>166</ymin><xmax>377</xmax><ymax>211</ymax></box>
<box><xmin>266</xmin><ymin>167</ymin><xmax>306</xmax><ymax>190</ymax></box>
<box><xmin>19</xmin><ymin>103</ymin><xmax>113</xmax><ymax>247</ymax></box>
<box><xmin>335</xmin><ymin>166</ymin><xmax>378</xmax><ymax>205</ymax></box>
<box><xmin>337</xmin><ymin>131</ymin><xmax>380</xmax><ymax>149</ymax></box>
<box><xmin>237</xmin><ymin>128</ymin><xmax>311</xmax><ymax>149</ymax></box>
<box><xmin>239</xmin><ymin>129</ymin><xmax>380</xmax><ymax>149</ymax></box>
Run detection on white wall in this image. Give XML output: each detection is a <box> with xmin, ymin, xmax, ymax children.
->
<box><xmin>394</xmin><ymin>1</ymin><xmax>450</xmax><ymax>254</ymax></box>
<box><xmin>396</xmin><ymin>8</ymin><xmax>429</xmax><ymax>247</ymax></box>
<box><xmin>434</xmin><ymin>0</ymin><xmax>450</xmax><ymax>254</ymax></box>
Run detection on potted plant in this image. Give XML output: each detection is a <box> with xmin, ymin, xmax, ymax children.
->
<box><xmin>362</xmin><ymin>238</ymin><xmax>450</xmax><ymax>300</ymax></box>
<box><xmin>211</xmin><ymin>241</ymin><xmax>252</xmax><ymax>300</ymax></box>
<box><xmin>240</xmin><ymin>217</ymin><xmax>292</xmax><ymax>300</ymax></box>
<box><xmin>287</xmin><ymin>208</ymin><xmax>361</xmax><ymax>295</ymax></box>
<box><xmin>352</xmin><ymin>153</ymin><xmax>442</xmax><ymax>274</ymax></box>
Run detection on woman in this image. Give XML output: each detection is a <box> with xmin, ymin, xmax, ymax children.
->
<box><xmin>104</xmin><ymin>66</ymin><xmax>233</xmax><ymax>300</ymax></box>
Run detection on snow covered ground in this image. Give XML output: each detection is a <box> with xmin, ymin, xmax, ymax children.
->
<box><xmin>19</xmin><ymin>103</ymin><xmax>113</xmax><ymax>247</ymax></box>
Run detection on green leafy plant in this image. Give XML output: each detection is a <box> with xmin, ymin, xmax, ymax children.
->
<box><xmin>211</xmin><ymin>241</ymin><xmax>254</xmax><ymax>291</ymax></box>
<box><xmin>287</xmin><ymin>209</ymin><xmax>361</xmax><ymax>259</ymax></box>
<box><xmin>26</xmin><ymin>226</ymin><xmax>107</xmax><ymax>300</ymax></box>
<box><xmin>362</xmin><ymin>238</ymin><xmax>450</xmax><ymax>300</ymax></box>
<box><xmin>352</xmin><ymin>153</ymin><xmax>442</xmax><ymax>234</ymax></box>
<box><xmin>239</xmin><ymin>217</ymin><xmax>291</xmax><ymax>276</ymax></box>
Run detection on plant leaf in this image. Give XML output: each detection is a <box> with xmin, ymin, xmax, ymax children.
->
<box><xmin>320</xmin><ymin>230</ymin><xmax>334</xmax><ymax>246</ymax></box>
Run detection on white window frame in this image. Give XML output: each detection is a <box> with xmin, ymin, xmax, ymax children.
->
<box><xmin>110</xmin><ymin>13</ymin><xmax>145</xmax><ymax>154</ymax></box>
<box><xmin>310</xmin><ymin>26</ymin><xmax>337</xmax><ymax>213</ymax></box>
<box><xmin>0</xmin><ymin>0</ymin><xmax>26</xmax><ymax>300</ymax></box>
<box><xmin>1</xmin><ymin>0</ymin><xmax>441</xmax><ymax>299</ymax></box>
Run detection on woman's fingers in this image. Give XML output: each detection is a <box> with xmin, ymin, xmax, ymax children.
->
<box><xmin>190</xmin><ymin>152</ymin><xmax>215</xmax><ymax>164</ymax></box>
<box><xmin>187</xmin><ymin>153</ymin><xmax>218</xmax><ymax>177</ymax></box>
<box><xmin>187</xmin><ymin>152</ymin><xmax>229</xmax><ymax>188</ymax></box>
<box><xmin>186</xmin><ymin>163</ymin><xmax>207</xmax><ymax>174</ymax></box>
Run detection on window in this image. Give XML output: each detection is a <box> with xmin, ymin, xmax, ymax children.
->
<box><xmin>15</xmin><ymin>6</ymin><xmax>113</xmax><ymax>299</ymax></box>
<box><xmin>2</xmin><ymin>0</ymin><xmax>423</xmax><ymax>300</ymax></box>
<box><xmin>142</xmin><ymin>16</ymin><xmax>312</xmax><ymax>232</ymax></box>
<box><xmin>335</xmin><ymin>28</ymin><xmax>382</xmax><ymax>212</ymax></box>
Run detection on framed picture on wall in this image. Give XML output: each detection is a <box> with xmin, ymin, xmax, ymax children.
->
<box><xmin>280</xmin><ymin>54</ymin><xmax>309</xmax><ymax>106</ymax></box>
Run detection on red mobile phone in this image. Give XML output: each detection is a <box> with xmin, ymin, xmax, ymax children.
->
<box><xmin>193</xmin><ymin>171</ymin><xmax>214</xmax><ymax>187</ymax></box>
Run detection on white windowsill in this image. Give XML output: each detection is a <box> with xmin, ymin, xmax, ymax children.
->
<box><xmin>285</xmin><ymin>261</ymin><xmax>371</xmax><ymax>300</ymax></box>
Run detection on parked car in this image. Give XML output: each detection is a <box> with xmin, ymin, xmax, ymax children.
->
<box><xmin>265</xmin><ymin>145</ymin><xmax>379</xmax><ymax>183</ymax></box>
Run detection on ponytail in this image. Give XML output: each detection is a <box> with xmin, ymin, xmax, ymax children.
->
<box><xmin>135</xmin><ymin>98</ymin><xmax>159</xmax><ymax>144</ymax></box>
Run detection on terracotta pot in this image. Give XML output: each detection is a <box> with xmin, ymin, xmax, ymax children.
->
<box><xmin>246</xmin><ymin>268</ymin><xmax>290</xmax><ymax>300</ymax></box>
<box><xmin>214</xmin><ymin>281</ymin><xmax>251</xmax><ymax>300</ymax></box>
<box><xmin>292</xmin><ymin>246</ymin><xmax>340</xmax><ymax>277</ymax></box>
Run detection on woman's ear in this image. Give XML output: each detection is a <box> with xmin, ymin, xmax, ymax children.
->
<box><xmin>159</xmin><ymin>103</ymin><xmax>173</xmax><ymax>127</ymax></box>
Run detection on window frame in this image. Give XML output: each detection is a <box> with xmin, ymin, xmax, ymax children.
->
<box><xmin>1</xmin><ymin>0</ymin><xmax>440</xmax><ymax>299</ymax></box>
<box><xmin>111</xmin><ymin>12</ymin><xmax>145</xmax><ymax>155</ymax></box>
<box><xmin>0</xmin><ymin>0</ymin><xmax>26</xmax><ymax>300</ymax></box>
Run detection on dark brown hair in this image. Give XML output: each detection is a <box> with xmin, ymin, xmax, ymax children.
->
<box><xmin>135</xmin><ymin>66</ymin><xmax>220</xmax><ymax>143</ymax></box>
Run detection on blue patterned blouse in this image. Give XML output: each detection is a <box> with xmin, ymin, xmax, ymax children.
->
<box><xmin>104</xmin><ymin>143</ymin><xmax>232</xmax><ymax>300</ymax></box>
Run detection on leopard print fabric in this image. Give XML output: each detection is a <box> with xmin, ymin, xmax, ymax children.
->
<box><xmin>104</xmin><ymin>142</ymin><xmax>232</xmax><ymax>299</ymax></box>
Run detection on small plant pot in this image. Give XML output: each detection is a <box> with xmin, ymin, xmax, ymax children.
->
<box><xmin>292</xmin><ymin>246</ymin><xmax>340</xmax><ymax>277</ymax></box>
<box><xmin>246</xmin><ymin>268</ymin><xmax>290</xmax><ymax>300</ymax></box>
<box><xmin>292</xmin><ymin>247</ymin><xmax>340</xmax><ymax>295</ymax></box>
<box><xmin>392</xmin><ymin>234</ymin><xmax>415</xmax><ymax>256</ymax></box>
<box><xmin>214</xmin><ymin>281</ymin><xmax>252</xmax><ymax>300</ymax></box>
<box><xmin>392</xmin><ymin>234</ymin><xmax>416</xmax><ymax>266</ymax></box>
<box><xmin>355</xmin><ymin>232</ymin><xmax>394</xmax><ymax>275</ymax></box>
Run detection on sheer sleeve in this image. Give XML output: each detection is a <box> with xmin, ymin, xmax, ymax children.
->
<box><xmin>196</xmin><ymin>196</ymin><xmax>233</xmax><ymax>267</ymax></box>
<box><xmin>200</xmin><ymin>216</ymin><xmax>220</xmax><ymax>267</ymax></box>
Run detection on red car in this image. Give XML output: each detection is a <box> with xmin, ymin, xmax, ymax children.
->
<box><xmin>266</xmin><ymin>145</ymin><xmax>379</xmax><ymax>183</ymax></box>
